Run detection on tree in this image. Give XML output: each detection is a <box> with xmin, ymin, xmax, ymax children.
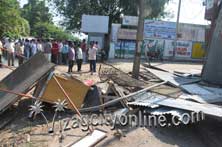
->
<box><xmin>22</xmin><ymin>0</ymin><xmax>52</xmax><ymax>34</ymax></box>
<box><xmin>48</xmin><ymin>0</ymin><xmax>169</xmax><ymax>57</ymax></box>
<box><xmin>0</xmin><ymin>0</ymin><xmax>30</xmax><ymax>38</ymax></box>
<box><xmin>48</xmin><ymin>0</ymin><xmax>169</xmax><ymax>30</ymax></box>
<box><xmin>132</xmin><ymin>0</ymin><xmax>145</xmax><ymax>79</ymax></box>
<box><xmin>33</xmin><ymin>22</ymin><xmax>79</xmax><ymax>41</ymax></box>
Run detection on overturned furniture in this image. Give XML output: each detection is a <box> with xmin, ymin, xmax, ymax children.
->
<box><xmin>35</xmin><ymin>74</ymin><xmax>90</xmax><ymax>109</ymax></box>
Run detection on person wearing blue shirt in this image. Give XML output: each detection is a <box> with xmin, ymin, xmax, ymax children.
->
<box><xmin>62</xmin><ymin>41</ymin><xmax>69</xmax><ymax>65</ymax></box>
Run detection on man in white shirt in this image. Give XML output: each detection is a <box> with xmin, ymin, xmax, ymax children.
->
<box><xmin>58</xmin><ymin>40</ymin><xmax>63</xmax><ymax>65</ymax></box>
<box><xmin>76</xmin><ymin>43</ymin><xmax>83</xmax><ymax>72</ymax></box>
<box><xmin>37</xmin><ymin>39</ymin><xmax>43</xmax><ymax>52</ymax></box>
<box><xmin>88</xmin><ymin>42</ymin><xmax>97</xmax><ymax>74</ymax></box>
<box><xmin>4</xmin><ymin>39</ymin><xmax>15</xmax><ymax>66</ymax></box>
<box><xmin>31</xmin><ymin>39</ymin><xmax>37</xmax><ymax>56</ymax></box>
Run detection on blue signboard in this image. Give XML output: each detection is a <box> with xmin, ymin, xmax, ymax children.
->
<box><xmin>144</xmin><ymin>20</ymin><xmax>176</xmax><ymax>39</ymax></box>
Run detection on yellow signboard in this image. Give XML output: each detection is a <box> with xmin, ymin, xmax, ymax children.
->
<box><xmin>192</xmin><ymin>42</ymin><xmax>206</xmax><ymax>59</ymax></box>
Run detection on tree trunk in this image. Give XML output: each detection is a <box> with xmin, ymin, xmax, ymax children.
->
<box><xmin>132</xmin><ymin>0</ymin><xmax>145</xmax><ymax>79</ymax></box>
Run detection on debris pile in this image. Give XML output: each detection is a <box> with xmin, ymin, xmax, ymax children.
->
<box><xmin>1</xmin><ymin>54</ymin><xmax>222</xmax><ymax>146</ymax></box>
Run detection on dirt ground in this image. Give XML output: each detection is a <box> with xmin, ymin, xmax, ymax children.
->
<box><xmin>1</xmin><ymin>59</ymin><xmax>222</xmax><ymax>147</ymax></box>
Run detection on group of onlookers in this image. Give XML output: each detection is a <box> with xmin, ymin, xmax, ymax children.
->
<box><xmin>0</xmin><ymin>38</ymin><xmax>101</xmax><ymax>74</ymax></box>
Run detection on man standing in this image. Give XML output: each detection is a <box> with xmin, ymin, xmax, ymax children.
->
<box><xmin>88</xmin><ymin>42</ymin><xmax>97</xmax><ymax>75</ymax></box>
<box><xmin>31</xmin><ymin>39</ymin><xmax>37</xmax><ymax>56</ymax></box>
<box><xmin>62</xmin><ymin>41</ymin><xmax>69</xmax><ymax>65</ymax></box>
<box><xmin>44</xmin><ymin>39</ymin><xmax>52</xmax><ymax>62</ymax></box>
<box><xmin>80</xmin><ymin>39</ymin><xmax>87</xmax><ymax>63</ymax></box>
<box><xmin>24</xmin><ymin>39</ymin><xmax>31</xmax><ymax>59</ymax></box>
<box><xmin>76</xmin><ymin>43</ymin><xmax>83</xmax><ymax>72</ymax></box>
<box><xmin>4</xmin><ymin>39</ymin><xmax>15</xmax><ymax>66</ymax></box>
<box><xmin>15</xmin><ymin>41</ymin><xmax>24</xmax><ymax>66</ymax></box>
<box><xmin>68</xmin><ymin>42</ymin><xmax>75</xmax><ymax>73</ymax></box>
<box><xmin>58</xmin><ymin>40</ymin><xmax>63</xmax><ymax>65</ymax></box>
<box><xmin>37</xmin><ymin>39</ymin><xmax>43</xmax><ymax>52</ymax></box>
<box><xmin>51</xmin><ymin>40</ymin><xmax>59</xmax><ymax>64</ymax></box>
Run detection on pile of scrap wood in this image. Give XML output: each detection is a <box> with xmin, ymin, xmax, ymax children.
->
<box><xmin>2</xmin><ymin>53</ymin><xmax>222</xmax><ymax>134</ymax></box>
<box><xmin>93</xmin><ymin>63</ymin><xmax>222</xmax><ymax>124</ymax></box>
<box><xmin>2</xmin><ymin>55</ymin><xmax>222</xmax><ymax>146</ymax></box>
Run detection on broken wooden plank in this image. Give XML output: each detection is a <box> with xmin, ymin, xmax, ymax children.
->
<box><xmin>65</xmin><ymin>129</ymin><xmax>107</xmax><ymax>147</ymax></box>
<box><xmin>112</xmin><ymin>84</ymin><xmax>130</xmax><ymax>108</ymax></box>
<box><xmin>79</xmin><ymin>81</ymin><xmax>167</xmax><ymax>112</ymax></box>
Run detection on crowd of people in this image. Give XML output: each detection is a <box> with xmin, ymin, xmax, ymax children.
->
<box><xmin>0</xmin><ymin>38</ymin><xmax>103</xmax><ymax>74</ymax></box>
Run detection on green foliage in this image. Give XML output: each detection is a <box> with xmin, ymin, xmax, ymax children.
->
<box><xmin>0</xmin><ymin>0</ymin><xmax>30</xmax><ymax>38</ymax></box>
<box><xmin>48</xmin><ymin>0</ymin><xmax>170</xmax><ymax>30</ymax></box>
<box><xmin>21</xmin><ymin>0</ymin><xmax>76</xmax><ymax>41</ymax></box>
<box><xmin>22</xmin><ymin>0</ymin><xmax>53</xmax><ymax>34</ymax></box>
<box><xmin>33</xmin><ymin>22</ymin><xmax>79</xmax><ymax>41</ymax></box>
<box><xmin>145</xmin><ymin>0</ymin><xmax>170</xmax><ymax>19</ymax></box>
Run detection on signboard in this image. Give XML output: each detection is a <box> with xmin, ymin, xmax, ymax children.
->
<box><xmin>163</xmin><ymin>40</ymin><xmax>192</xmax><ymax>58</ymax></box>
<box><xmin>144</xmin><ymin>39</ymin><xmax>165</xmax><ymax>59</ymax></box>
<box><xmin>118</xmin><ymin>29</ymin><xmax>137</xmax><ymax>40</ymax></box>
<box><xmin>114</xmin><ymin>40</ymin><xmax>136</xmax><ymax>58</ymax></box>
<box><xmin>176</xmin><ymin>41</ymin><xmax>192</xmax><ymax>58</ymax></box>
<box><xmin>144</xmin><ymin>20</ymin><xmax>176</xmax><ymax>39</ymax></box>
<box><xmin>81</xmin><ymin>15</ymin><xmax>109</xmax><ymax>33</ymax></box>
<box><xmin>163</xmin><ymin>40</ymin><xmax>174</xmax><ymax>57</ymax></box>
<box><xmin>122</xmin><ymin>16</ymin><xmax>138</xmax><ymax>26</ymax></box>
<box><xmin>192</xmin><ymin>42</ymin><xmax>206</xmax><ymax>58</ymax></box>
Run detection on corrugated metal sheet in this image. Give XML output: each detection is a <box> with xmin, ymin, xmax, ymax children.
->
<box><xmin>181</xmin><ymin>84</ymin><xmax>213</xmax><ymax>95</ymax></box>
<box><xmin>147</xmin><ymin>107</ymin><xmax>190</xmax><ymax>124</ymax></box>
<box><xmin>128</xmin><ymin>92</ymin><xmax>222</xmax><ymax>117</ymax></box>
<box><xmin>127</xmin><ymin>92</ymin><xmax>160</xmax><ymax>108</ymax></box>
<box><xmin>180</xmin><ymin>84</ymin><xmax>222</xmax><ymax>103</ymax></box>
<box><xmin>0</xmin><ymin>52</ymin><xmax>55</xmax><ymax>113</ymax></box>
<box><xmin>146</xmin><ymin>68</ymin><xmax>201</xmax><ymax>87</ymax></box>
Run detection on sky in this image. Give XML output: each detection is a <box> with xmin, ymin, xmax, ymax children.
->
<box><xmin>164</xmin><ymin>0</ymin><xmax>209</xmax><ymax>25</ymax></box>
<box><xmin>18</xmin><ymin>0</ymin><xmax>209</xmax><ymax>25</ymax></box>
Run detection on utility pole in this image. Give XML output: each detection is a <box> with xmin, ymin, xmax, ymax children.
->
<box><xmin>173</xmin><ymin>0</ymin><xmax>182</xmax><ymax>59</ymax></box>
<box><xmin>132</xmin><ymin>0</ymin><xmax>145</xmax><ymax>79</ymax></box>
